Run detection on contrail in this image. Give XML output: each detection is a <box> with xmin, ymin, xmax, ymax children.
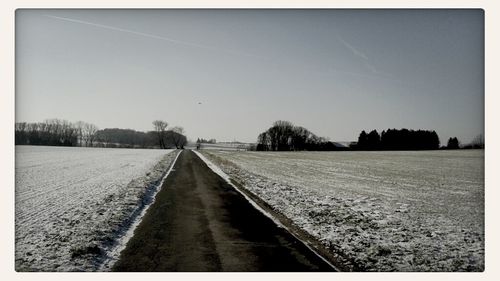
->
<box><xmin>45</xmin><ymin>14</ymin><xmax>395</xmax><ymax>81</ymax></box>
<box><xmin>44</xmin><ymin>14</ymin><xmax>261</xmax><ymax>59</ymax></box>
<box><xmin>337</xmin><ymin>34</ymin><xmax>369</xmax><ymax>61</ymax></box>
<box><xmin>336</xmin><ymin>34</ymin><xmax>393</xmax><ymax>78</ymax></box>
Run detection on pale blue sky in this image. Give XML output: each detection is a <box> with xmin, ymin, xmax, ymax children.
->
<box><xmin>16</xmin><ymin>9</ymin><xmax>484</xmax><ymax>144</ymax></box>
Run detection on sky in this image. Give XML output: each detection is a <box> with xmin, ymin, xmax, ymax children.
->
<box><xmin>15</xmin><ymin>9</ymin><xmax>484</xmax><ymax>144</ymax></box>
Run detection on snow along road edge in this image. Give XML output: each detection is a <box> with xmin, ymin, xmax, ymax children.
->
<box><xmin>193</xmin><ymin>150</ymin><xmax>340</xmax><ymax>271</ymax></box>
<box><xmin>99</xmin><ymin>149</ymin><xmax>182</xmax><ymax>271</ymax></box>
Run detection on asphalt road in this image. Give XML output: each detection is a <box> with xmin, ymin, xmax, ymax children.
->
<box><xmin>112</xmin><ymin>150</ymin><xmax>334</xmax><ymax>272</ymax></box>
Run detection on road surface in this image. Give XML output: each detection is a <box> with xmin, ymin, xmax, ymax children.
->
<box><xmin>113</xmin><ymin>150</ymin><xmax>334</xmax><ymax>272</ymax></box>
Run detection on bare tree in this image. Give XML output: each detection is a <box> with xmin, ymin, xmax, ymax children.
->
<box><xmin>290</xmin><ymin>126</ymin><xmax>310</xmax><ymax>151</ymax></box>
<box><xmin>16</xmin><ymin>119</ymin><xmax>78</xmax><ymax>146</ymax></box>
<box><xmin>257</xmin><ymin>132</ymin><xmax>270</xmax><ymax>151</ymax></box>
<box><xmin>272</xmin><ymin>120</ymin><xmax>294</xmax><ymax>151</ymax></box>
<box><xmin>83</xmin><ymin>123</ymin><xmax>98</xmax><ymax>147</ymax></box>
<box><xmin>15</xmin><ymin>122</ymin><xmax>28</xmax><ymax>144</ymax></box>
<box><xmin>152</xmin><ymin>120</ymin><xmax>168</xmax><ymax>149</ymax></box>
<box><xmin>471</xmin><ymin>134</ymin><xmax>484</xmax><ymax>149</ymax></box>
<box><xmin>256</xmin><ymin>120</ymin><xmax>333</xmax><ymax>151</ymax></box>
<box><xmin>74</xmin><ymin>121</ymin><xmax>85</xmax><ymax>146</ymax></box>
<box><xmin>60</xmin><ymin>120</ymin><xmax>77</xmax><ymax>146</ymax></box>
<box><xmin>171</xmin><ymin>126</ymin><xmax>186</xmax><ymax>149</ymax></box>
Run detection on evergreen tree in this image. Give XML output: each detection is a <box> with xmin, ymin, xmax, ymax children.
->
<box><xmin>447</xmin><ymin>137</ymin><xmax>460</xmax><ymax>149</ymax></box>
<box><xmin>357</xmin><ymin>130</ymin><xmax>368</xmax><ymax>149</ymax></box>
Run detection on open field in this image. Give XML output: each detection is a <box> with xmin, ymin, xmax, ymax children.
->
<box><xmin>201</xmin><ymin>150</ymin><xmax>484</xmax><ymax>271</ymax></box>
<box><xmin>15</xmin><ymin>146</ymin><xmax>176</xmax><ymax>271</ymax></box>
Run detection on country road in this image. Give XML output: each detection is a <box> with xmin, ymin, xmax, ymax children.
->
<box><xmin>112</xmin><ymin>150</ymin><xmax>335</xmax><ymax>272</ymax></box>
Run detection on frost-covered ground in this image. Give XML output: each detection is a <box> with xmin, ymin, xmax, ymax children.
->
<box><xmin>201</xmin><ymin>150</ymin><xmax>484</xmax><ymax>271</ymax></box>
<box><xmin>15</xmin><ymin>145</ymin><xmax>177</xmax><ymax>271</ymax></box>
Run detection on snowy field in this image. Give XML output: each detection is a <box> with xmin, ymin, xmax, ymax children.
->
<box><xmin>15</xmin><ymin>146</ymin><xmax>177</xmax><ymax>271</ymax></box>
<box><xmin>201</xmin><ymin>150</ymin><xmax>484</xmax><ymax>271</ymax></box>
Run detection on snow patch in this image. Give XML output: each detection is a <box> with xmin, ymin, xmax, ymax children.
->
<box><xmin>200</xmin><ymin>150</ymin><xmax>484</xmax><ymax>272</ymax></box>
<box><xmin>15</xmin><ymin>146</ymin><xmax>178</xmax><ymax>271</ymax></box>
<box><xmin>99</xmin><ymin>149</ymin><xmax>181</xmax><ymax>271</ymax></box>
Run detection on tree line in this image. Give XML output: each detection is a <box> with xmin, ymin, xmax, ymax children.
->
<box><xmin>15</xmin><ymin>119</ymin><xmax>187</xmax><ymax>149</ymax></box>
<box><xmin>351</xmin><ymin>129</ymin><xmax>484</xmax><ymax>150</ymax></box>
<box><xmin>196</xmin><ymin>138</ymin><xmax>217</xmax><ymax>144</ymax></box>
<box><xmin>255</xmin><ymin>121</ymin><xmax>484</xmax><ymax>152</ymax></box>
<box><xmin>256</xmin><ymin>120</ymin><xmax>345</xmax><ymax>151</ymax></box>
<box><xmin>351</xmin><ymin>129</ymin><xmax>440</xmax><ymax>150</ymax></box>
<box><xmin>445</xmin><ymin>134</ymin><xmax>484</xmax><ymax>149</ymax></box>
<box><xmin>15</xmin><ymin>119</ymin><xmax>97</xmax><ymax>147</ymax></box>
